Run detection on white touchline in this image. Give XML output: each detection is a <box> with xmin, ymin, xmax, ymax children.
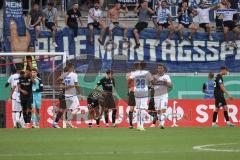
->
<box><xmin>193</xmin><ymin>143</ymin><xmax>240</xmax><ymax>152</ymax></box>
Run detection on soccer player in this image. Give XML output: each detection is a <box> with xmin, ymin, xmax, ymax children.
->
<box><xmin>128</xmin><ymin>61</ymin><xmax>154</xmax><ymax>131</ymax></box>
<box><xmin>18</xmin><ymin>68</ymin><xmax>34</xmax><ymax>128</ymax></box>
<box><xmin>87</xmin><ymin>89</ymin><xmax>105</xmax><ymax>128</ymax></box>
<box><xmin>63</xmin><ymin>63</ymin><xmax>81</xmax><ymax>128</ymax></box>
<box><xmin>31</xmin><ymin>68</ymin><xmax>43</xmax><ymax>128</ymax></box>
<box><xmin>133</xmin><ymin>1</ymin><xmax>154</xmax><ymax>48</ymax></box>
<box><xmin>126</xmin><ymin>64</ymin><xmax>137</xmax><ymax>129</ymax></box>
<box><xmin>202</xmin><ymin>72</ymin><xmax>215</xmax><ymax>99</ymax></box>
<box><xmin>212</xmin><ymin>66</ymin><xmax>234</xmax><ymax>128</ymax></box>
<box><xmin>27</xmin><ymin>3</ymin><xmax>44</xmax><ymax>46</ymax></box>
<box><xmin>53</xmin><ymin>67</ymin><xmax>69</xmax><ymax>128</ymax></box>
<box><xmin>96</xmin><ymin>70</ymin><xmax>116</xmax><ymax>127</ymax></box>
<box><xmin>153</xmin><ymin>64</ymin><xmax>172</xmax><ymax>129</ymax></box>
<box><xmin>106</xmin><ymin>2</ymin><xmax>128</xmax><ymax>42</ymax></box>
<box><xmin>43</xmin><ymin>2</ymin><xmax>58</xmax><ymax>47</ymax></box>
<box><xmin>87</xmin><ymin>1</ymin><xmax>106</xmax><ymax>45</ymax></box>
<box><xmin>65</xmin><ymin>2</ymin><xmax>83</xmax><ymax>41</ymax></box>
<box><xmin>5</xmin><ymin>66</ymin><xmax>22</xmax><ymax>128</ymax></box>
<box><xmin>177</xmin><ymin>1</ymin><xmax>198</xmax><ymax>44</ymax></box>
<box><xmin>155</xmin><ymin>0</ymin><xmax>175</xmax><ymax>46</ymax></box>
<box><xmin>221</xmin><ymin>2</ymin><xmax>239</xmax><ymax>50</ymax></box>
<box><xmin>195</xmin><ymin>1</ymin><xmax>220</xmax><ymax>40</ymax></box>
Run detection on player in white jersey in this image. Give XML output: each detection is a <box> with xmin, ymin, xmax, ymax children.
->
<box><xmin>88</xmin><ymin>1</ymin><xmax>106</xmax><ymax>45</ymax></box>
<box><xmin>5</xmin><ymin>68</ymin><xmax>24</xmax><ymax>128</ymax></box>
<box><xmin>195</xmin><ymin>1</ymin><xmax>220</xmax><ymax>40</ymax></box>
<box><xmin>153</xmin><ymin>64</ymin><xmax>172</xmax><ymax>129</ymax></box>
<box><xmin>128</xmin><ymin>61</ymin><xmax>154</xmax><ymax>131</ymax></box>
<box><xmin>63</xmin><ymin>63</ymin><xmax>81</xmax><ymax>128</ymax></box>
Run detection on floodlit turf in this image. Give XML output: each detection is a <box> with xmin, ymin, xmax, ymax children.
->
<box><xmin>0</xmin><ymin>127</ymin><xmax>239</xmax><ymax>160</ymax></box>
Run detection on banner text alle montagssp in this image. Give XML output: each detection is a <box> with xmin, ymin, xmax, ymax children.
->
<box><xmin>5</xmin><ymin>99</ymin><xmax>240</xmax><ymax>128</ymax></box>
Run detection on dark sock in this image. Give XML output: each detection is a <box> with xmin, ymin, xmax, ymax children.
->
<box><xmin>104</xmin><ymin>111</ymin><xmax>109</xmax><ymax>124</ymax></box>
<box><xmin>112</xmin><ymin>110</ymin><xmax>117</xmax><ymax>124</ymax></box>
<box><xmin>153</xmin><ymin>112</ymin><xmax>157</xmax><ymax>124</ymax></box>
<box><xmin>224</xmin><ymin>110</ymin><xmax>229</xmax><ymax>122</ymax></box>
<box><xmin>129</xmin><ymin>111</ymin><xmax>133</xmax><ymax>126</ymax></box>
<box><xmin>55</xmin><ymin>112</ymin><xmax>63</xmax><ymax>123</ymax></box>
<box><xmin>23</xmin><ymin>112</ymin><xmax>28</xmax><ymax>123</ymax></box>
<box><xmin>213</xmin><ymin>111</ymin><xmax>218</xmax><ymax>123</ymax></box>
<box><xmin>27</xmin><ymin>112</ymin><xmax>32</xmax><ymax>123</ymax></box>
<box><xmin>96</xmin><ymin>118</ymin><xmax>100</xmax><ymax>125</ymax></box>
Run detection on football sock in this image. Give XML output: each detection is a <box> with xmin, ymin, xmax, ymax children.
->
<box><xmin>27</xmin><ymin>112</ymin><xmax>32</xmax><ymax>123</ymax></box>
<box><xmin>55</xmin><ymin>112</ymin><xmax>63</xmax><ymax>123</ymax></box>
<box><xmin>12</xmin><ymin>112</ymin><xmax>16</xmax><ymax>127</ymax></box>
<box><xmin>96</xmin><ymin>118</ymin><xmax>100</xmax><ymax>125</ymax></box>
<box><xmin>160</xmin><ymin>113</ymin><xmax>167</xmax><ymax>126</ymax></box>
<box><xmin>104</xmin><ymin>111</ymin><xmax>109</xmax><ymax>124</ymax></box>
<box><xmin>224</xmin><ymin>110</ymin><xmax>229</xmax><ymax>122</ymax></box>
<box><xmin>112</xmin><ymin>109</ymin><xmax>117</xmax><ymax>124</ymax></box>
<box><xmin>129</xmin><ymin>111</ymin><xmax>133</xmax><ymax>126</ymax></box>
<box><xmin>152</xmin><ymin>112</ymin><xmax>157</xmax><ymax>124</ymax></box>
<box><xmin>23</xmin><ymin>112</ymin><xmax>28</xmax><ymax>123</ymax></box>
<box><xmin>213</xmin><ymin>111</ymin><xmax>218</xmax><ymax>123</ymax></box>
<box><xmin>15</xmin><ymin>112</ymin><xmax>20</xmax><ymax>123</ymax></box>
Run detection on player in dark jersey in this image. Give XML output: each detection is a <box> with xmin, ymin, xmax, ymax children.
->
<box><xmin>18</xmin><ymin>68</ymin><xmax>34</xmax><ymax>128</ymax></box>
<box><xmin>212</xmin><ymin>66</ymin><xmax>234</xmax><ymax>128</ymax></box>
<box><xmin>87</xmin><ymin>89</ymin><xmax>105</xmax><ymax>128</ymax></box>
<box><xmin>96</xmin><ymin>70</ymin><xmax>116</xmax><ymax>127</ymax></box>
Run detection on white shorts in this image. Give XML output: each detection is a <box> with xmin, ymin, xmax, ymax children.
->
<box><xmin>12</xmin><ymin>99</ymin><xmax>22</xmax><ymax>112</ymax></box>
<box><xmin>135</xmin><ymin>97</ymin><xmax>148</xmax><ymax>110</ymax></box>
<box><xmin>65</xmin><ymin>95</ymin><xmax>80</xmax><ymax>110</ymax></box>
<box><xmin>154</xmin><ymin>96</ymin><xmax>168</xmax><ymax>110</ymax></box>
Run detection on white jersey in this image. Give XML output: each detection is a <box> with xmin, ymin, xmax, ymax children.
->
<box><xmin>153</xmin><ymin>74</ymin><xmax>171</xmax><ymax>99</ymax></box>
<box><xmin>222</xmin><ymin>9</ymin><xmax>237</xmax><ymax>21</ymax></box>
<box><xmin>157</xmin><ymin>8</ymin><xmax>170</xmax><ymax>24</ymax></box>
<box><xmin>64</xmin><ymin>72</ymin><xmax>78</xmax><ymax>97</ymax></box>
<box><xmin>196</xmin><ymin>8</ymin><xmax>210</xmax><ymax>24</ymax></box>
<box><xmin>129</xmin><ymin>70</ymin><xmax>153</xmax><ymax>98</ymax></box>
<box><xmin>88</xmin><ymin>8</ymin><xmax>102</xmax><ymax>24</ymax></box>
<box><xmin>7</xmin><ymin>73</ymin><xmax>20</xmax><ymax>100</ymax></box>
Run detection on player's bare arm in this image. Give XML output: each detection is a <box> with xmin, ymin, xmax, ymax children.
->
<box><xmin>220</xmin><ymin>84</ymin><xmax>233</xmax><ymax>99</ymax></box>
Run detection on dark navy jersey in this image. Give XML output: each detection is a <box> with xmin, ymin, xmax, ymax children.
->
<box><xmin>214</xmin><ymin>74</ymin><xmax>224</xmax><ymax>96</ymax></box>
<box><xmin>97</xmin><ymin>77</ymin><xmax>115</xmax><ymax>93</ymax></box>
<box><xmin>18</xmin><ymin>76</ymin><xmax>33</xmax><ymax>99</ymax></box>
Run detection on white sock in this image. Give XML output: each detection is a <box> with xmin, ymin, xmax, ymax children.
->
<box><xmin>67</xmin><ymin>110</ymin><xmax>73</xmax><ymax>122</ymax></box>
<box><xmin>137</xmin><ymin>109</ymin><xmax>141</xmax><ymax>127</ymax></box>
<box><xmin>160</xmin><ymin>113</ymin><xmax>167</xmax><ymax>126</ymax></box>
<box><xmin>20</xmin><ymin>112</ymin><xmax>25</xmax><ymax>126</ymax></box>
<box><xmin>140</xmin><ymin>110</ymin><xmax>145</xmax><ymax>128</ymax></box>
<box><xmin>16</xmin><ymin>112</ymin><xmax>20</xmax><ymax>123</ymax></box>
<box><xmin>12</xmin><ymin>112</ymin><xmax>16</xmax><ymax>127</ymax></box>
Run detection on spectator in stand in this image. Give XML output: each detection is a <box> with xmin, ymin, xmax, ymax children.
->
<box><xmin>65</xmin><ymin>2</ymin><xmax>83</xmax><ymax>41</ymax></box>
<box><xmin>27</xmin><ymin>3</ymin><xmax>44</xmax><ymax>46</ymax></box>
<box><xmin>215</xmin><ymin>0</ymin><xmax>228</xmax><ymax>32</ymax></box>
<box><xmin>43</xmin><ymin>2</ymin><xmax>58</xmax><ymax>48</ymax></box>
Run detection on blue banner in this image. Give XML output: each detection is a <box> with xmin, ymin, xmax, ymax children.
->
<box><xmin>3</xmin><ymin>26</ymin><xmax>240</xmax><ymax>73</ymax></box>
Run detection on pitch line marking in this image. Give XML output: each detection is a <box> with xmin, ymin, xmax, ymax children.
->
<box><xmin>193</xmin><ymin>143</ymin><xmax>240</xmax><ymax>152</ymax></box>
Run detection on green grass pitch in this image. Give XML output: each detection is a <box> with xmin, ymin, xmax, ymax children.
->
<box><xmin>0</xmin><ymin>127</ymin><xmax>239</xmax><ymax>160</ymax></box>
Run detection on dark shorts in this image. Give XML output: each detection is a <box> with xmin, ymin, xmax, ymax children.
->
<box><xmin>45</xmin><ymin>21</ymin><xmax>56</xmax><ymax>31</ymax></box>
<box><xmin>158</xmin><ymin>22</ymin><xmax>170</xmax><ymax>28</ymax></box>
<box><xmin>128</xmin><ymin>91</ymin><xmax>136</xmax><ymax>106</ymax></box>
<box><xmin>199</xmin><ymin>23</ymin><xmax>209</xmax><ymax>32</ymax></box>
<box><xmin>214</xmin><ymin>94</ymin><xmax>227</xmax><ymax>108</ymax></box>
<box><xmin>135</xmin><ymin>22</ymin><xmax>148</xmax><ymax>32</ymax></box>
<box><xmin>21</xmin><ymin>97</ymin><xmax>32</xmax><ymax>110</ymax></box>
<box><xmin>59</xmin><ymin>94</ymin><xmax>67</xmax><ymax>110</ymax></box>
<box><xmin>223</xmin><ymin>21</ymin><xmax>237</xmax><ymax>31</ymax></box>
<box><xmin>103</xmin><ymin>92</ymin><xmax>116</xmax><ymax>109</ymax></box>
<box><xmin>180</xmin><ymin>23</ymin><xmax>191</xmax><ymax>28</ymax></box>
<box><xmin>88</xmin><ymin>22</ymin><xmax>100</xmax><ymax>30</ymax></box>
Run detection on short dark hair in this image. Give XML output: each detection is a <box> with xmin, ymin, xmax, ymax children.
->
<box><xmin>220</xmin><ymin>66</ymin><xmax>228</xmax><ymax>71</ymax></box>
<box><xmin>208</xmin><ymin>72</ymin><xmax>214</xmax><ymax>79</ymax></box>
<box><xmin>106</xmin><ymin>70</ymin><xmax>113</xmax><ymax>74</ymax></box>
<box><xmin>48</xmin><ymin>2</ymin><xmax>54</xmax><ymax>6</ymax></box>
<box><xmin>32</xmin><ymin>68</ymin><xmax>38</xmax><ymax>72</ymax></box>
<box><xmin>140</xmin><ymin>61</ymin><xmax>147</xmax><ymax>69</ymax></box>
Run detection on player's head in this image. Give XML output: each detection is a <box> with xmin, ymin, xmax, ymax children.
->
<box><xmin>221</xmin><ymin>0</ymin><xmax>228</xmax><ymax>5</ymax></box>
<box><xmin>182</xmin><ymin>1</ymin><xmax>188</xmax><ymax>9</ymax></box>
<box><xmin>157</xmin><ymin>64</ymin><xmax>167</xmax><ymax>75</ymax></box>
<box><xmin>141</xmin><ymin>0</ymin><xmax>148</xmax><ymax>8</ymax></box>
<box><xmin>199</xmin><ymin>1</ymin><xmax>206</xmax><ymax>8</ymax></box>
<box><xmin>33</xmin><ymin>3</ymin><xmax>40</xmax><ymax>11</ymax></box>
<box><xmin>220</xmin><ymin>66</ymin><xmax>229</xmax><ymax>75</ymax></box>
<box><xmin>140</xmin><ymin>61</ymin><xmax>147</xmax><ymax>70</ymax></box>
<box><xmin>67</xmin><ymin>63</ymin><xmax>74</xmax><ymax>72</ymax></box>
<box><xmin>115</xmin><ymin>1</ymin><xmax>121</xmax><ymax>9</ymax></box>
<box><xmin>31</xmin><ymin>68</ymin><xmax>38</xmax><ymax>78</ymax></box>
<box><xmin>20</xmin><ymin>70</ymin><xmax>25</xmax><ymax>77</ymax></box>
<box><xmin>161</xmin><ymin>1</ymin><xmax>167</xmax><ymax>8</ymax></box>
<box><xmin>47</xmin><ymin>2</ymin><xmax>54</xmax><ymax>10</ymax></box>
<box><xmin>208</xmin><ymin>72</ymin><xmax>214</xmax><ymax>80</ymax></box>
<box><xmin>25</xmin><ymin>68</ymin><xmax>32</xmax><ymax>77</ymax></box>
<box><xmin>94</xmin><ymin>1</ymin><xmax>100</xmax><ymax>9</ymax></box>
<box><xmin>106</xmin><ymin>70</ymin><xmax>113</xmax><ymax>78</ymax></box>
<box><xmin>72</xmin><ymin>1</ymin><xmax>79</xmax><ymax>10</ymax></box>
<box><xmin>63</xmin><ymin>66</ymin><xmax>69</xmax><ymax>73</ymax></box>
